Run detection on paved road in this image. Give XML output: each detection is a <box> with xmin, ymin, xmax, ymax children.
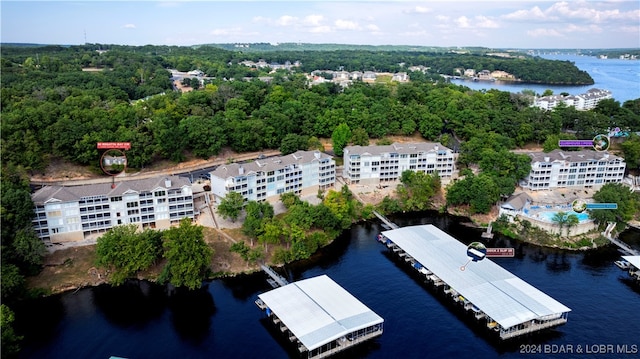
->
<box><xmin>31</xmin><ymin>150</ymin><xmax>282</xmax><ymax>187</ymax></box>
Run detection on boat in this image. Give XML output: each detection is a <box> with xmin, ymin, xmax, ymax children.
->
<box><xmin>614</xmin><ymin>260</ymin><xmax>631</xmax><ymax>270</ymax></box>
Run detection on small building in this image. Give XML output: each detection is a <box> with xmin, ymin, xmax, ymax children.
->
<box><xmin>256</xmin><ymin>274</ymin><xmax>384</xmax><ymax>358</ymax></box>
<box><xmin>499</xmin><ymin>192</ymin><xmax>533</xmax><ymax>218</ymax></box>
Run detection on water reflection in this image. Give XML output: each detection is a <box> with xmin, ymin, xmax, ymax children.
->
<box><xmin>92</xmin><ymin>280</ymin><xmax>166</xmax><ymax>327</ymax></box>
<box><xmin>167</xmin><ymin>285</ymin><xmax>215</xmax><ymax>343</ymax></box>
<box><xmin>546</xmin><ymin>252</ymin><xmax>572</xmax><ymax>272</ymax></box>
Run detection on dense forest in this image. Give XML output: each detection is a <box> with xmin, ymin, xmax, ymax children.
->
<box><xmin>3</xmin><ymin>43</ymin><xmax>635</xmax><ymax>174</ymax></box>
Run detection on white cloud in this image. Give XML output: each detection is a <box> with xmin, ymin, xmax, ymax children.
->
<box><xmin>123</xmin><ymin>24</ymin><xmax>136</xmax><ymax>29</ymax></box>
<box><xmin>436</xmin><ymin>15</ymin><xmax>450</xmax><ymax>22</ymax></box>
<box><xmin>502</xmin><ymin>6</ymin><xmax>547</xmax><ymax>21</ymax></box>
<box><xmin>403</xmin><ymin>5</ymin><xmax>432</xmax><ymax>14</ymax></box>
<box><xmin>334</xmin><ymin>19</ymin><xmax>360</xmax><ymax>30</ymax></box>
<box><xmin>503</xmin><ymin>1</ymin><xmax>640</xmax><ymax>25</ymax></box>
<box><xmin>455</xmin><ymin>16</ymin><xmax>471</xmax><ymax>28</ymax></box>
<box><xmin>276</xmin><ymin>15</ymin><xmax>297</xmax><ymax>27</ymax></box>
<box><xmin>475</xmin><ymin>16</ymin><xmax>499</xmax><ymax>29</ymax></box>
<box><xmin>304</xmin><ymin>15</ymin><xmax>324</xmax><ymax>26</ymax></box>
<box><xmin>527</xmin><ymin>28</ymin><xmax>564</xmax><ymax>37</ymax></box>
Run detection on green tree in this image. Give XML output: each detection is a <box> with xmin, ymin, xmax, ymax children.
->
<box><xmin>331</xmin><ymin>123</ymin><xmax>352</xmax><ymax>157</ymax></box>
<box><xmin>217</xmin><ymin>191</ymin><xmax>244</xmax><ymax>222</ymax></box>
<box><xmin>397</xmin><ymin>170</ymin><xmax>441</xmax><ymax>211</ymax></box>
<box><xmin>242</xmin><ymin>200</ymin><xmax>274</xmax><ymax>239</ymax></box>
<box><xmin>11</xmin><ymin>228</ymin><xmax>46</xmax><ymax>273</ymax></box>
<box><xmin>565</xmin><ymin>214</ymin><xmax>580</xmax><ymax>237</ymax></box>
<box><xmin>620</xmin><ymin>133</ymin><xmax>640</xmax><ymax>170</ymax></box>
<box><xmin>95</xmin><ymin>225</ymin><xmax>162</xmax><ymax>285</ymax></box>
<box><xmin>0</xmin><ymin>265</ymin><xmax>25</xmax><ymax>303</ymax></box>
<box><xmin>280</xmin><ymin>133</ymin><xmax>309</xmax><ymax>155</ymax></box>
<box><xmin>160</xmin><ymin>218</ymin><xmax>213</xmax><ymax>290</ymax></box>
<box><xmin>591</xmin><ymin>183</ymin><xmax>639</xmax><ymax>225</ymax></box>
<box><xmin>258</xmin><ymin>220</ymin><xmax>283</xmax><ymax>252</ymax></box>
<box><xmin>351</xmin><ymin>127</ymin><xmax>369</xmax><ymax>146</ymax></box>
<box><xmin>1</xmin><ymin>304</ymin><xmax>22</xmax><ymax>358</ymax></box>
<box><xmin>551</xmin><ymin>211</ymin><xmax>569</xmax><ymax>235</ymax></box>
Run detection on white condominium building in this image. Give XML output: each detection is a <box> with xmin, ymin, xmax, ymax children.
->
<box><xmin>534</xmin><ymin>88</ymin><xmax>612</xmax><ymax>111</ymax></box>
<box><xmin>521</xmin><ymin>149</ymin><xmax>626</xmax><ymax>191</ymax></box>
<box><xmin>32</xmin><ymin>176</ymin><xmax>194</xmax><ymax>244</ymax></box>
<box><xmin>210</xmin><ymin>150</ymin><xmax>335</xmax><ymax>203</ymax></box>
<box><xmin>342</xmin><ymin>142</ymin><xmax>455</xmax><ymax>185</ymax></box>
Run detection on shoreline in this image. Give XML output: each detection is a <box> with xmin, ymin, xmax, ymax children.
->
<box><xmin>27</xmin><ymin>207</ymin><xmax>618</xmax><ymax>297</ymax></box>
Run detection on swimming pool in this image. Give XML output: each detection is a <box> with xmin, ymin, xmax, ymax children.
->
<box><xmin>537</xmin><ymin>210</ymin><xmax>591</xmax><ymax>223</ymax></box>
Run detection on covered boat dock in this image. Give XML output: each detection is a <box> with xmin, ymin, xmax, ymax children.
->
<box><xmin>380</xmin><ymin>225</ymin><xmax>571</xmax><ymax>340</ymax></box>
<box><xmin>621</xmin><ymin>256</ymin><xmax>640</xmax><ymax>282</ymax></box>
<box><xmin>255</xmin><ymin>274</ymin><xmax>384</xmax><ymax>358</ymax></box>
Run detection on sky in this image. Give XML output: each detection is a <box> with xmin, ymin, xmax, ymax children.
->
<box><xmin>1</xmin><ymin>1</ymin><xmax>639</xmax><ymax>49</ymax></box>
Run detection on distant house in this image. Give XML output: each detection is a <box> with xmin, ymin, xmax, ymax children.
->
<box><xmin>188</xmin><ymin>70</ymin><xmax>204</xmax><ymax>77</ymax></box>
<box><xmin>362</xmin><ymin>71</ymin><xmax>377</xmax><ymax>83</ymax></box>
<box><xmin>391</xmin><ymin>72</ymin><xmax>409</xmax><ymax>82</ymax></box>
<box><xmin>350</xmin><ymin>71</ymin><xmax>363</xmax><ymax>80</ymax></box>
<box><xmin>533</xmin><ymin>88</ymin><xmax>612</xmax><ymax>111</ymax></box>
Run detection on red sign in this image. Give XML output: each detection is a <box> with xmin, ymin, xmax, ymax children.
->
<box><xmin>97</xmin><ymin>142</ymin><xmax>131</xmax><ymax>150</ymax></box>
<box><xmin>486</xmin><ymin>248</ymin><xmax>515</xmax><ymax>258</ymax></box>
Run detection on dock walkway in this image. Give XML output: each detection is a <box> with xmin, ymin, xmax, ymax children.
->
<box><xmin>373</xmin><ymin>211</ymin><xmax>398</xmax><ymax>229</ymax></box>
<box><xmin>604</xmin><ymin>222</ymin><xmax>639</xmax><ymax>255</ymax></box>
<box><xmin>260</xmin><ymin>264</ymin><xmax>289</xmax><ymax>288</ymax></box>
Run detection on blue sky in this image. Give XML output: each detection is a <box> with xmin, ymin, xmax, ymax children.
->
<box><xmin>2</xmin><ymin>1</ymin><xmax>639</xmax><ymax>48</ymax></box>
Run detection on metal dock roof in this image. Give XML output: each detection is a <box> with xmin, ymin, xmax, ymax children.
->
<box><xmin>382</xmin><ymin>225</ymin><xmax>571</xmax><ymax>329</ymax></box>
<box><xmin>258</xmin><ymin>274</ymin><xmax>383</xmax><ymax>351</ymax></box>
<box><xmin>622</xmin><ymin>256</ymin><xmax>640</xmax><ymax>269</ymax></box>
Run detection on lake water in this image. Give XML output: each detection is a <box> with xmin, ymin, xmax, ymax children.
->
<box><xmin>449</xmin><ymin>54</ymin><xmax>640</xmax><ymax>103</ymax></box>
<box><xmin>14</xmin><ymin>212</ymin><xmax>640</xmax><ymax>359</ymax></box>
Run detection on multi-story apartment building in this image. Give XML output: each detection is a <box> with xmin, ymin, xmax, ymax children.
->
<box><xmin>534</xmin><ymin>88</ymin><xmax>612</xmax><ymax>111</ymax></box>
<box><xmin>521</xmin><ymin>149</ymin><xmax>626</xmax><ymax>191</ymax></box>
<box><xmin>32</xmin><ymin>176</ymin><xmax>194</xmax><ymax>244</ymax></box>
<box><xmin>209</xmin><ymin>150</ymin><xmax>335</xmax><ymax>203</ymax></box>
<box><xmin>342</xmin><ymin>142</ymin><xmax>455</xmax><ymax>185</ymax></box>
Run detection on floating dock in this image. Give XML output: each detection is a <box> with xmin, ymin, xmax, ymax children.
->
<box><xmin>378</xmin><ymin>225</ymin><xmax>571</xmax><ymax>340</ymax></box>
<box><xmin>255</xmin><ymin>274</ymin><xmax>384</xmax><ymax>358</ymax></box>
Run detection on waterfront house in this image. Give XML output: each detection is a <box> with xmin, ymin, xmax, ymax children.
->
<box><xmin>342</xmin><ymin>142</ymin><xmax>455</xmax><ymax>185</ymax></box>
<box><xmin>209</xmin><ymin>150</ymin><xmax>335</xmax><ymax>204</ymax></box>
<box><xmin>32</xmin><ymin>176</ymin><xmax>194</xmax><ymax>244</ymax></box>
<box><xmin>520</xmin><ymin>149</ymin><xmax>626</xmax><ymax>191</ymax></box>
